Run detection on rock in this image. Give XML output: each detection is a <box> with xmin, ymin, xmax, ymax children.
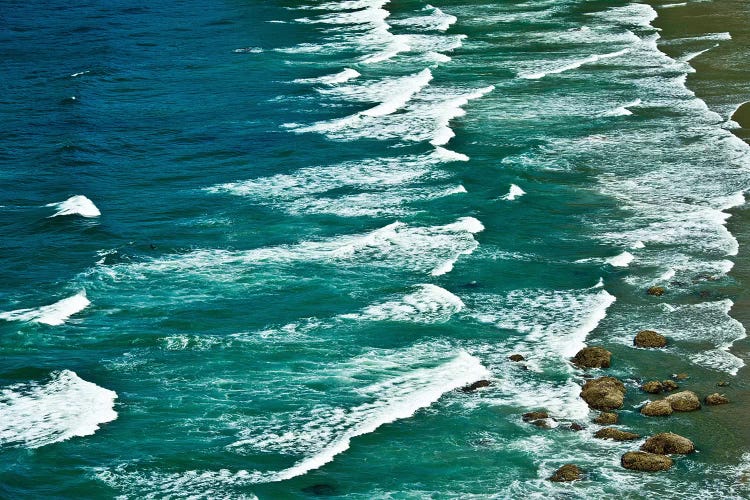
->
<box><xmin>634</xmin><ymin>330</ymin><xmax>667</xmax><ymax>348</ymax></box>
<box><xmin>662</xmin><ymin>380</ymin><xmax>679</xmax><ymax>392</ymax></box>
<box><xmin>717</xmin><ymin>381</ymin><xmax>730</xmax><ymax>387</ymax></box>
<box><xmin>641</xmin><ymin>433</ymin><xmax>695</xmax><ymax>455</ymax></box>
<box><xmin>570</xmin><ymin>423</ymin><xmax>585</xmax><ymax>431</ymax></box>
<box><xmin>647</xmin><ymin>286</ymin><xmax>665</xmax><ymax>296</ymax></box>
<box><xmin>666</xmin><ymin>391</ymin><xmax>701</xmax><ymax>412</ymax></box>
<box><xmin>461</xmin><ymin>380</ymin><xmax>491</xmax><ymax>393</ymax></box>
<box><xmin>580</xmin><ymin>377</ymin><xmax>626</xmax><ymax>411</ymax></box>
<box><xmin>705</xmin><ymin>393</ymin><xmax>730</xmax><ymax>405</ymax></box>
<box><xmin>509</xmin><ymin>354</ymin><xmax>525</xmax><ymax>362</ymax></box>
<box><xmin>571</xmin><ymin>346</ymin><xmax>612</xmax><ymax>369</ymax></box>
<box><xmin>301</xmin><ymin>484</ymin><xmax>336</xmax><ymax>496</ymax></box>
<box><xmin>594</xmin><ymin>412</ymin><xmax>618</xmax><ymax>425</ymax></box>
<box><xmin>594</xmin><ymin>427</ymin><xmax>641</xmax><ymax>441</ymax></box>
<box><xmin>523</xmin><ymin>411</ymin><xmax>549</xmax><ymax>422</ymax></box>
<box><xmin>640</xmin><ymin>400</ymin><xmax>673</xmax><ymax>417</ymax></box>
<box><xmin>673</xmin><ymin>373</ymin><xmax>689</xmax><ymax>380</ymax></box>
<box><xmin>621</xmin><ymin>451</ymin><xmax>673</xmax><ymax>472</ymax></box>
<box><xmin>549</xmin><ymin>464</ymin><xmax>583</xmax><ymax>482</ymax></box>
<box><xmin>642</xmin><ymin>381</ymin><xmax>663</xmax><ymax>394</ymax></box>
<box><xmin>532</xmin><ymin>419</ymin><xmax>553</xmax><ymax>429</ymax></box>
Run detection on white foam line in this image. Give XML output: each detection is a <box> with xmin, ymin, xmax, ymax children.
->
<box><xmin>46</xmin><ymin>195</ymin><xmax>101</xmax><ymax>218</ymax></box>
<box><xmin>293</xmin><ymin>68</ymin><xmax>361</xmax><ymax>85</ymax></box>
<box><xmin>519</xmin><ymin>48</ymin><xmax>630</xmax><ymax>80</ymax></box>
<box><xmin>265</xmin><ymin>352</ymin><xmax>488</xmax><ymax>482</ymax></box>
<box><xmin>680</xmin><ymin>44</ymin><xmax>719</xmax><ymax>63</ymax></box>
<box><xmin>0</xmin><ymin>370</ymin><xmax>117</xmax><ymax>449</ymax></box>
<box><xmin>361</xmin><ymin>69</ymin><xmax>432</xmax><ymax>117</ymax></box>
<box><xmin>0</xmin><ymin>292</ymin><xmax>90</xmax><ymax>326</ymax></box>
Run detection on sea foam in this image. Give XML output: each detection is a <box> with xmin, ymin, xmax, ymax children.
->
<box><xmin>0</xmin><ymin>370</ymin><xmax>117</xmax><ymax>449</ymax></box>
<box><xmin>0</xmin><ymin>291</ymin><xmax>90</xmax><ymax>326</ymax></box>
<box><xmin>46</xmin><ymin>195</ymin><xmax>101</xmax><ymax>218</ymax></box>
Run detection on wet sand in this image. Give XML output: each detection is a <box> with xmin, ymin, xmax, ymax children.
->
<box><xmin>648</xmin><ymin>0</ymin><xmax>750</xmax><ymax>459</ymax></box>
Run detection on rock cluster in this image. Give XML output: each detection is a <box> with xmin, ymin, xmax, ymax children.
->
<box><xmin>647</xmin><ymin>286</ymin><xmax>665</xmax><ymax>296</ymax></box>
<box><xmin>580</xmin><ymin>377</ymin><xmax>626</xmax><ymax>411</ymax></box>
<box><xmin>621</xmin><ymin>451</ymin><xmax>673</xmax><ymax>472</ymax></box>
<box><xmin>665</xmin><ymin>391</ymin><xmax>701</xmax><ymax>412</ymax></box>
<box><xmin>594</xmin><ymin>412</ymin><xmax>618</xmax><ymax>425</ymax></box>
<box><xmin>634</xmin><ymin>330</ymin><xmax>667</xmax><ymax>348</ymax></box>
<box><xmin>641</xmin><ymin>433</ymin><xmax>695</xmax><ymax>455</ymax></box>
<box><xmin>704</xmin><ymin>393</ymin><xmax>729</xmax><ymax>405</ymax></box>
<box><xmin>641</xmin><ymin>400</ymin><xmax>673</xmax><ymax>417</ymax></box>
<box><xmin>594</xmin><ymin>428</ymin><xmax>640</xmax><ymax>441</ymax></box>
<box><xmin>549</xmin><ymin>464</ymin><xmax>583</xmax><ymax>482</ymax></box>
<box><xmin>571</xmin><ymin>346</ymin><xmax>612</xmax><ymax>369</ymax></box>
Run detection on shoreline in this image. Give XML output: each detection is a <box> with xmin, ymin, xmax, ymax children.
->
<box><xmin>647</xmin><ymin>0</ymin><xmax>750</xmax><ymax>459</ymax></box>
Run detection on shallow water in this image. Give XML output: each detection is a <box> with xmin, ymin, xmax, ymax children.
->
<box><xmin>1</xmin><ymin>0</ymin><xmax>750</xmax><ymax>498</ymax></box>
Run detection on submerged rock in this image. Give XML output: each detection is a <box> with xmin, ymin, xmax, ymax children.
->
<box><xmin>571</xmin><ymin>346</ymin><xmax>612</xmax><ymax>369</ymax></box>
<box><xmin>594</xmin><ymin>412</ymin><xmax>618</xmax><ymax>425</ymax></box>
<box><xmin>594</xmin><ymin>427</ymin><xmax>641</xmax><ymax>441</ymax></box>
<box><xmin>647</xmin><ymin>286</ymin><xmax>665</xmax><ymax>296</ymax></box>
<box><xmin>580</xmin><ymin>377</ymin><xmax>626</xmax><ymax>411</ymax></box>
<box><xmin>549</xmin><ymin>464</ymin><xmax>583</xmax><ymax>482</ymax></box>
<box><xmin>717</xmin><ymin>381</ymin><xmax>731</xmax><ymax>387</ymax></box>
<box><xmin>509</xmin><ymin>354</ymin><xmax>525</xmax><ymax>362</ymax></box>
<box><xmin>642</xmin><ymin>381</ymin><xmax>663</xmax><ymax>394</ymax></box>
<box><xmin>621</xmin><ymin>451</ymin><xmax>673</xmax><ymax>472</ymax></box>
<box><xmin>641</xmin><ymin>433</ymin><xmax>695</xmax><ymax>455</ymax></box>
<box><xmin>705</xmin><ymin>393</ymin><xmax>730</xmax><ymax>405</ymax></box>
<box><xmin>641</xmin><ymin>400</ymin><xmax>673</xmax><ymax>417</ymax></box>
<box><xmin>634</xmin><ymin>330</ymin><xmax>667</xmax><ymax>348</ymax></box>
<box><xmin>302</xmin><ymin>484</ymin><xmax>336</xmax><ymax>496</ymax></box>
<box><xmin>666</xmin><ymin>391</ymin><xmax>701</xmax><ymax>412</ymax></box>
<box><xmin>673</xmin><ymin>373</ymin><xmax>689</xmax><ymax>380</ymax></box>
<box><xmin>461</xmin><ymin>380</ymin><xmax>491</xmax><ymax>393</ymax></box>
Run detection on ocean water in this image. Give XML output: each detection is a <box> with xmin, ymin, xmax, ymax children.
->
<box><xmin>1</xmin><ymin>0</ymin><xmax>750</xmax><ymax>498</ymax></box>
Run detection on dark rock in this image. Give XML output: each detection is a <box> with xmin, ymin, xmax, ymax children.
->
<box><xmin>634</xmin><ymin>330</ymin><xmax>667</xmax><ymax>348</ymax></box>
<box><xmin>662</xmin><ymin>380</ymin><xmax>679</xmax><ymax>392</ymax></box>
<box><xmin>704</xmin><ymin>393</ymin><xmax>729</xmax><ymax>405</ymax></box>
<box><xmin>580</xmin><ymin>377</ymin><xmax>626</xmax><ymax>411</ymax></box>
<box><xmin>570</xmin><ymin>423</ymin><xmax>585</xmax><ymax>431</ymax></box>
<box><xmin>642</xmin><ymin>381</ymin><xmax>663</xmax><ymax>394</ymax></box>
<box><xmin>641</xmin><ymin>433</ymin><xmax>695</xmax><ymax>455</ymax></box>
<box><xmin>594</xmin><ymin>412</ymin><xmax>618</xmax><ymax>425</ymax></box>
<box><xmin>461</xmin><ymin>380</ymin><xmax>491</xmax><ymax>393</ymax></box>
<box><xmin>640</xmin><ymin>400</ymin><xmax>673</xmax><ymax>417</ymax></box>
<box><xmin>302</xmin><ymin>484</ymin><xmax>336</xmax><ymax>496</ymax></box>
<box><xmin>647</xmin><ymin>286</ymin><xmax>665</xmax><ymax>296</ymax></box>
<box><xmin>621</xmin><ymin>451</ymin><xmax>673</xmax><ymax>472</ymax></box>
<box><xmin>549</xmin><ymin>464</ymin><xmax>583</xmax><ymax>482</ymax></box>
<box><xmin>571</xmin><ymin>346</ymin><xmax>612</xmax><ymax>369</ymax></box>
<box><xmin>509</xmin><ymin>354</ymin><xmax>525</xmax><ymax>362</ymax></box>
<box><xmin>532</xmin><ymin>419</ymin><xmax>552</xmax><ymax>429</ymax></box>
<box><xmin>523</xmin><ymin>411</ymin><xmax>549</xmax><ymax>422</ymax></box>
<box><xmin>594</xmin><ymin>427</ymin><xmax>641</xmax><ymax>441</ymax></box>
<box><xmin>666</xmin><ymin>391</ymin><xmax>701</xmax><ymax>412</ymax></box>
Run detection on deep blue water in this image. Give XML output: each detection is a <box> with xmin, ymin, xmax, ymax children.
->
<box><xmin>1</xmin><ymin>0</ymin><xmax>750</xmax><ymax>498</ymax></box>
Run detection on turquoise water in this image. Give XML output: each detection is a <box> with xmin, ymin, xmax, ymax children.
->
<box><xmin>2</xmin><ymin>0</ymin><xmax>750</xmax><ymax>498</ymax></box>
